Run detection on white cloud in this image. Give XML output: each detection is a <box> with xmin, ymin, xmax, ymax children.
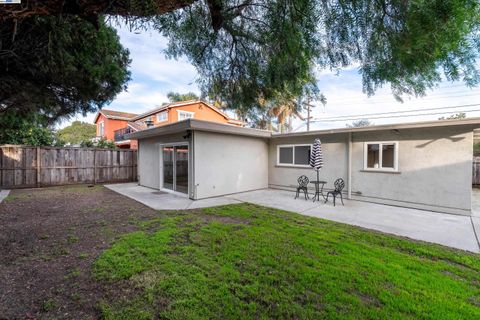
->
<box><xmin>59</xmin><ymin>24</ymin><xmax>200</xmax><ymax>128</ymax></box>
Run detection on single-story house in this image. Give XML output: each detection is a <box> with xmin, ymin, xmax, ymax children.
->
<box><xmin>127</xmin><ymin>117</ymin><xmax>480</xmax><ymax>216</ymax></box>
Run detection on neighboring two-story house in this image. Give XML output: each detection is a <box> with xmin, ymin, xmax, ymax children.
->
<box><xmin>94</xmin><ymin>110</ymin><xmax>139</xmax><ymax>148</ymax></box>
<box><xmin>94</xmin><ymin>100</ymin><xmax>244</xmax><ymax>149</ymax></box>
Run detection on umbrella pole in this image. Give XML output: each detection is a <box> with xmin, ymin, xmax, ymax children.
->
<box><xmin>316</xmin><ymin>169</ymin><xmax>319</xmax><ymax>182</ymax></box>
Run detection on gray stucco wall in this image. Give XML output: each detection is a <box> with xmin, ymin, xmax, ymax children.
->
<box><xmin>350</xmin><ymin>127</ymin><xmax>473</xmax><ymax>215</ymax></box>
<box><xmin>193</xmin><ymin>131</ymin><xmax>269</xmax><ymax>199</ymax></box>
<box><xmin>137</xmin><ymin>132</ymin><xmax>188</xmax><ymax>190</ymax></box>
<box><xmin>268</xmin><ymin>126</ymin><xmax>473</xmax><ymax>215</ymax></box>
<box><xmin>269</xmin><ymin>134</ymin><xmax>349</xmax><ymax>193</ymax></box>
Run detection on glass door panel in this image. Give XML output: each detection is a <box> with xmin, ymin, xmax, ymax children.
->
<box><xmin>175</xmin><ymin>146</ymin><xmax>189</xmax><ymax>194</ymax></box>
<box><xmin>162</xmin><ymin>147</ymin><xmax>174</xmax><ymax>190</ymax></box>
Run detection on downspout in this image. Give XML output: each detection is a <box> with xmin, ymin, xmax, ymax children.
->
<box><xmin>190</xmin><ymin>130</ymin><xmax>196</xmax><ymax>200</ymax></box>
<box><xmin>347</xmin><ymin>132</ymin><xmax>352</xmax><ymax>199</ymax></box>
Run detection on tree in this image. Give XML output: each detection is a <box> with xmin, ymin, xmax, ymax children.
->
<box><xmin>0</xmin><ymin>112</ymin><xmax>58</xmax><ymax>146</ymax></box>
<box><xmin>80</xmin><ymin>138</ymin><xmax>116</xmax><ymax>149</ymax></box>
<box><xmin>346</xmin><ymin>119</ymin><xmax>374</xmax><ymax>128</ymax></box>
<box><xmin>439</xmin><ymin>113</ymin><xmax>467</xmax><ymax>120</ymax></box>
<box><xmin>57</xmin><ymin>121</ymin><xmax>97</xmax><ymax>145</ymax></box>
<box><xmin>1</xmin><ymin>0</ymin><xmax>480</xmax><ymax>118</ymax></box>
<box><xmin>167</xmin><ymin>92</ymin><xmax>200</xmax><ymax>102</ymax></box>
<box><xmin>155</xmin><ymin>0</ymin><xmax>480</xmax><ymax>113</ymax></box>
<box><xmin>0</xmin><ymin>16</ymin><xmax>130</xmax><ymax>125</ymax></box>
<box><xmin>0</xmin><ymin>0</ymin><xmax>195</xmax><ymax>20</ymax></box>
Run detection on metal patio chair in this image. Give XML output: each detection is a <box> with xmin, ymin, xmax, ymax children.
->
<box><xmin>295</xmin><ymin>175</ymin><xmax>310</xmax><ymax>200</ymax></box>
<box><xmin>325</xmin><ymin>178</ymin><xmax>345</xmax><ymax>206</ymax></box>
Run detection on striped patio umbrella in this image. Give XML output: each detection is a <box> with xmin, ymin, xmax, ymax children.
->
<box><xmin>309</xmin><ymin>138</ymin><xmax>323</xmax><ymax>181</ymax></box>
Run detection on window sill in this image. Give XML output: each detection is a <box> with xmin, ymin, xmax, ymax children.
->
<box><xmin>275</xmin><ymin>165</ymin><xmax>312</xmax><ymax>169</ymax></box>
<box><xmin>360</xmin><ymin>169</ymin><xmax>401</xmax><ymax>174</ymax></box>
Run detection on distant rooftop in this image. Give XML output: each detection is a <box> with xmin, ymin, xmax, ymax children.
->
<box><xmin>99</xmin><ymin>109</ymin><xmax>139</xmax><ymax>120</ymax></box>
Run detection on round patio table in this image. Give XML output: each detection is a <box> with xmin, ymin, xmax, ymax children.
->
<box><xmin>310</xmin><ymin>180</ymin><xmax>327</xmax><ymax>202</ymax></box>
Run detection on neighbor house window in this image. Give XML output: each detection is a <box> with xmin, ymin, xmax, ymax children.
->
<box><xmin>157</xmin><ymin>111</ymin><xmax>168</xmax><ymax>122</ymax></box>
<box><xmin>98</xmin><ymin>121</ymin><xmax>105</xmax><ymax>137</ymax></box>
<box><xmin>364</xmin><ymin>142</ymin><xmax>398</xmax><ymax>171</ymax></box>
<box><xmin>177</xmin><ymin>110</ymin><xmax>194</xmax><ymax>120</ymax></box>
<box><xmin>277</xmin><ymin>144</ymin><xmax>311</xmax><ymax>167</ymax></box>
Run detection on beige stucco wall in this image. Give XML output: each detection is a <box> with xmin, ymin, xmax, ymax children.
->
<box><xmin>350</xmin><ymin>127</ymin><xmax>473</xmax><ymax>215</ymax></box>
<box><xmin>193</xmin><ymin>131</ymin><xmax>269</xmax><ymax>199</ymax></box>
<box><xmin>268</xmin><ymin>126</ymin><xmax>473</xmax><ymax>215</ymax></box>
<box><xmin>137</xmin><ymin>132</ymin><xmax>189</xmax><ymax>190</ymax></box>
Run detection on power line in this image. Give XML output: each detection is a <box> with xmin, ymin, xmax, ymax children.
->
<box><xmin>311</xmin><ymin>103</ymin><xmax>480</xmax><ymax>121</ymax></box>
<box><xmin>312</xmin><ymin>108</ymin><xmax>480</xmax><ymax>122</ymax></box>
<box><xmin>326</xmin><ymin>92</ymin><xmax>480</xmax><ymax>106</ymax></box>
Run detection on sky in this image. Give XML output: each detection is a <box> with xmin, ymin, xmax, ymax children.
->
<box><xmin>61</xmin><ymin>24</ymin><xmax>480</xmax><ymax>131</ymax></box>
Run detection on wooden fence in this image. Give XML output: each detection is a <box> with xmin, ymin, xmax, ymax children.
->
<box><xmin>0</xmin><ymin>145</ymin><xmax>137</xmax><ymax>189</ymax></box>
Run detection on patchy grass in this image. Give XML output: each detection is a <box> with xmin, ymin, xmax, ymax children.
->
<box><xmin>41</xmin><ymin>298</ymin><xmax>57</xmax><ymax>312</ymax></box>
<box><xmin>93</xmin><ymin>203</ymin><xmax>480</xmax><ymax>320</ymax></box>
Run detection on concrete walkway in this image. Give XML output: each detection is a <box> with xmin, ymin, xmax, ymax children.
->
<box><xmin>105</xmin><ymin>183</ymin><xmax>480</xmax><ymax>253</ymax></box>
<box><xmin>0</xmin><ymin>189</ymin><xmax>10</xmax><ymax>204</ymax></box>
<box><xmin>105</xmin><ymin>183</ymin><xmax>241</xmax><ymax>210</ymax></box>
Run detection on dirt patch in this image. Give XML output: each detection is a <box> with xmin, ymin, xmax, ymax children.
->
<box><xmin>351</xmin><ymin>290</ymin><xmax>383</xmax><ymax>308</ymax></box>
<box><xmin>200</xmin><ymin>213</ymin><xmax>250</xmax><ymax>225</ymax></box>
<box><xmin>0</xmin><ymin>185</ymin><xmax>159</xmax><ymax>319</ymax></box>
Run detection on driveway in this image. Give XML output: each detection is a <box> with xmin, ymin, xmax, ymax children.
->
<box><xmin>105</xmin><ymin>183</ymin><xmax>480</xmax><ymax>253</ymax></box>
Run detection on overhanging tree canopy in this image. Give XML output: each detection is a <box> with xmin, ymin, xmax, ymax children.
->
<box><xmin>1</xmin><ymin>0</ymin><xmax>479</xmax><ymax>120</ymax></box>
<box><xmin>0</xmin><ymin>16</ymin><xmax>130</xmax><ymax>123</ymax></box>
<box><xmin>155</xmin><ymin>0</ymin><xmax>480</xmax><ymax>110</ymax></box>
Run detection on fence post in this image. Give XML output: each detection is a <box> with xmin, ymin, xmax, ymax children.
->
<box><xmin>93</xmin><ymin>149</ymin><xmax>97</xmax><ymax>185</ymax></box>
<box><xmin>0</xmin><ymin>147</ymin><xmax>2</xmax><ymax>188</ymax></box>
<box><xmin>36</xmin><ymin>147</ymin><xmax>41</xmax><ymax>187</ymax></box>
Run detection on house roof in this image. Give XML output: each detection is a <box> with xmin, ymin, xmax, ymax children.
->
<box><xmin>127</xmin><ymin>122</ymin><xmax>146</xmax><ymax>131</ymax></box>
<box><xmin>94</xmin><ymin>109</ymin><xmax>139</xmax><ymax>122</ymax></box>
<box><xmin>131</xmin><ymin>100</ymin><xmax>239</xmax><ymax>123</ymax></box>
<box><xmin>127</xmin><ymin>117</ymin><xmax>480</xmax><ymax>141</ymax></box>
<box><xmin>126</xmin><ymin>119</ymin><xmax>271</xmax><ymax>140</ymax></box>
<box><xmin>271</xmin><ymin>117</ymin><xmax>480</xmax><ymax>138</ymax></box>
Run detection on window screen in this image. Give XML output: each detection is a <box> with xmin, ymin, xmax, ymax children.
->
<box><xmin>382</xmin><ymin>144</ymin><xmax>395</xmax><ymax>168</ymax></box>
<box><xmin>367</xmin><ymin>144</ymin><xmax>380</xmax><ymax>168</ymax></box>
<box><xmin>279</xmin><ymin>147</ymin><xmax>293</xmax><ymax>164</ymax></box>
<box><xmin>294</xmin><ymin>146</ymin><xmax>310</xmax><ymax>165</ymax></box>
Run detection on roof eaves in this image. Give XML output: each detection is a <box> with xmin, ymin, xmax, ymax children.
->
<box><xmin>271</xmin><ymin>117</ymin><xmax>480</xmax><ymax>138</ymax></box>
<box><xmin>126</xmin><ymin>119</ymin><xmax>271</xmax><ymax>140</ymax></box>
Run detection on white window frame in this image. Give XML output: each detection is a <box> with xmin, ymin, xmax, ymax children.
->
<box><xmin>157</xmin><ymin>111</ymin><xmax>168</xmax><ymax>122</ymax></box>
<box><xmin>276</xmin><ymin>144</ymin><xmax>312</xmax><ymax>168</ymax></box>
<box><xmin>363</xmin><ymin>141</ymin><xmax>399</xmax><ymax>172</ymax></box>
<box><xmin>177</xmin><ymin>110</ymin><xmax>195</xmax><ymax>121</ymax></box>
<box><xmin>98</xmin><ymin>121</ymin><xmax>105</xmax><ymax>137</ymax></box>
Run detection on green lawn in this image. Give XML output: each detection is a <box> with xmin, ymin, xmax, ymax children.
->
<box><xmin>93</xmin><ymin>203</ymin><xmax>480</xmax><ymax>319</ymax></box>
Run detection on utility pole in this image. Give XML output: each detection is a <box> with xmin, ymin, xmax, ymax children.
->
<box><xmin>306</xmin><ymin>97</ymin><xmax>311</xmax><ymax>132</ymax></box>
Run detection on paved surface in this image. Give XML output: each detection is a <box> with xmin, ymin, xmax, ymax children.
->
<box><xmin>105</xmin><ymin>183</ymin><xmax>480</xmax><ymax>253</ymax></box>
<box><xmin>0</xmin><ymin>189</ymin><xmax>10</xmax><ymax>204</ymax></box>
<box><xmin>104</xmin><ymin>183</ymin><xmax>241</xmax><ymax>210</ymax></box>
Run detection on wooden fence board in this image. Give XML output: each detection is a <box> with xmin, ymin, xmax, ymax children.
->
<box><xmin>0</xmin><ymin>145</ymin><xmax>137</xmax><ymax>189</ymax></box>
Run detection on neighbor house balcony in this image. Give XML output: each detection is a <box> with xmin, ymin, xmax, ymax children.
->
<box><xmin>114</xmin><ymin>127</ymin><xmax>135</xmax><ymax>142</ymax></box>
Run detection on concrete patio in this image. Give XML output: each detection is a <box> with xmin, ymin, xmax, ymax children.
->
<box><xmin>0</xmin><ymin>189</ymin><xmax>10</xmax><ymax>204</ymax></box>
<box><xmin>105</xmin><ymin>183</ymin><xmax>480</xmax><ymax>253</ymax></box>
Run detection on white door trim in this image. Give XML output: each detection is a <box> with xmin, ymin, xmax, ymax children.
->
<box><xmin>159</xmin><ymin>142</ymin><xmax>190</xmax><ymax>196</ymax></box>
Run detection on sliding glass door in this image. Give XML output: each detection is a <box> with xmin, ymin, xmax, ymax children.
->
<box><xmin>162</xmin><ymin>145</ymin><xmax>188</xmax><ymax>194</ymax></box>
